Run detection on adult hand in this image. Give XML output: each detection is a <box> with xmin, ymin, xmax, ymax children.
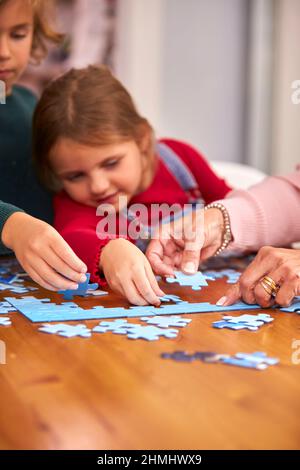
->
<box><xmin>1</xmin><ymin>212</ymin><xmax>87</xmax><ymax>291</ymax></box>
<box><xmin>217</xmin><ymin>246</ymin><xmax>300</xmax><ymax>308</ymax></box>
<box><xmin>146</xmin><ymin>207</ymin><xmax>224</xmax><ymax>276</ymax></box>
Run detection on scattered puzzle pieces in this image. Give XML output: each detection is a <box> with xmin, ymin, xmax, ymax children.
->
<box><xmin>161</xmin><ymin>350</ymin><xmax>279</xmax><ymax>370</ymax></box>
<box><xmin>0</xmin><ymin>283</ymin><xmax>38</xmax><ymax>294</ymax></box>
<box><xmin>140</xmin><ymin>315</ymin><xmax>192</xmax><ymax>328</ymax></box>
<box><xmin>202</xmin><ymin>269</ymin><xmax>241</xmax><ymax>284</ymax></box>
<box><xmin>93</xmin><ymin>319</ymin><xmax>132</xmax><ymax>333</ymax></box>
<box><xmin>58</xmin><ymin>273</ymin><xmax>98</xmax><ymax>300</ymax></box>
<box><xmin>39</xmin><ymin>323</ymin><xmax>91</xmax><ymax>338</ymax></box>
<box><xmin>124</xmin><ymin>324</ymin><xmax>178</xmax><ymax>341</ymax></box>
<box><xmin>0</xmin><ymin>317</ymin><xmax>11</xmax><ymax>326</ymax></box>
<box><xmin>166</xmin><ymin>271</ymin><xmax>208</xmax><ymax>290</ymax></box>
<box><xmin>213</xmin><ymin>313</ymin><xmax>274</xmax><ymax>331</ymax></box>
<box><xmin>0</xmin><ymin>301</ymin><xmax>16</xmax><ymax>314</ymax></box>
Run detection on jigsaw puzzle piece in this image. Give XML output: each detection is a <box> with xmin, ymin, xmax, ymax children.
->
<box><xmin>0</xmin><ymin>317</ymin><xmax>11</xmax><ymax>326</ymax></box>
<box><xmin>166</xmin><ymin>271</ymin><xmax>208</xmax><ymax>290</ymax></box>
<box><xmin>159</xmin><ymin>294</ymin><xmax>183</xmax><ymax>303</ymax></box>
<box><xmin>235</xmin><ymin>352</ymin><xmax>279</xmax><ymax>366</ymax></box>
<box><xmin>93</xmin><ymin>319</ymin><xmax>133</xmax><ymax>333</ymax></box>
<box><xmin>124</xmin><ymin>324</ymin><xmax>179</xmax><ymax>340</ymax></box>
<box><xmin>58</xmin><ymin>273</ymin><xmax>98</xmax><ymax>300</ymax></box>
<box><xmin>39</xmin><ymin>323</ymin><xmax>91</xmax><ymax>338</ymax></box>
<box><xmin>141</xmin><ymin>315</ymin><xmax>191</xmax><ymax>328</ymax></box>
<box><xmin>161</xmin><ymin>350</ymin><xmax>195</xmax><ymax>362</ymax></box>
<box><xmin>213</xmin><ymin>320</ymin><xmax>259</xmax><ymax>331</ymax></box>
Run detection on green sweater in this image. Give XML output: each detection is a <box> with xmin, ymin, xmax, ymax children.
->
<box><xmin>0</xmin><ymin>85</ymin><xmax>53</xmax><ymax>254</ymax></box>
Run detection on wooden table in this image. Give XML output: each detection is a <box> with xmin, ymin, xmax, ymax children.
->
<box><xmin>0</xmin><ymin>263</ymin><xmax>300</xmax><ymax>450</ymax></box>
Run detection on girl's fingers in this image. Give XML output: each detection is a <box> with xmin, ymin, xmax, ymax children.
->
<box><xmin>24</xmin><ymin>263</ymin><xmax>58</xmax><ymax>291</ymax></box>
<box><xmin>42</xmin><ymin>247</ymin><xmax>87</xmax><ymax>284</ymax></box>
<box><xmin>144</xmin><ymin>262</ymin><xmax>166</xmax><ymax>297</ymax></box>
<box><xmin>30</xmin><ymin>257</ymin><xmax>79</xmax><ymax>290</ymax></box>
<box><xmin>133</xmin><ymin>268</ymin><xmax>161</xmax><ymax>306</ymax></box>
<box><xmin>122</xmin><ymin>278</ymin><xmax>148</xmax><ymax>306</ymax></box>
<box><xmin>51</xmin><ymin>233</ymin><xmax>87</xmax><ymax>276</ymax></box>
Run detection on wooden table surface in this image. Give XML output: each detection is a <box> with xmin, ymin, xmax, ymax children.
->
<box><xmin>0</xmin><ymin>262</ymin><xmax>300</xmax><ymax>450</ymax></box>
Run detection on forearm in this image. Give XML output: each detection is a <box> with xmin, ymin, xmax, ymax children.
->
<box><xmin>221</xmin><ymin>175</ymin><xmax>300</xmax><ymax>251</ymax></box>
<box><xmin>0</xmin><ymin>203</ymin><xmax>25</xmax><ymax>254</ymax></box>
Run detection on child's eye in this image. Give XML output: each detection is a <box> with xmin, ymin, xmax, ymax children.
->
<box><xmin>11</xmin><ymin>31</ymin><xmax>28</xmax><ymax>40</ymax></box>
<box><xmin>66</xmin><ymin>173</ymin><xmax>84</xmax><ymax>182</ymax></box>
<box><xmin>103</xmin><ymin>159</ymin><xmax>120</xmax><ymax>169</ymax></box>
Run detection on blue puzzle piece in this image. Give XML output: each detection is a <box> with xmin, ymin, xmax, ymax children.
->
<box><xmin>202</xmin><ymin>269</ymin><xmax>241</xmax><ymax>284</ymax></box>
<box><xmin>141</xmin><ymin>315</ymin><xmax>192</xmax><ymax>328</ymax></box>
<box><xmin>58</xmin><ymin>273</ymin><xmax>98</xmax><ymax>300</ymax></box>
<box><xmin>0</xmin><ymin>283</ymin><xmax>38</xmax><ymax>294</ymax></box>
<box><xmin>159</xmin><ymin>294</ymin><xmax>183</xmax><ymax>303</ymax></box>
<box><xmin>235</xmin><ymin>352</ymin><xmax>279</xmax><ymax>366</ymax></box>
<box><xmin>124</xmin><ymin>324</ymin><xmax>178</xmax><ymax>340</ymax></box>
<box><xmin>0</xmin><ymin>301</ymin><xmax>17</xmax><ymax>314</ymax></box>
<box><xmin>222</xmin><ymin>313</ymin><xmax>274</xmax><ymax>324</ymax></box>
<box><xmin>93</xmin><ymin>319</ymin><xmax>133</xmax><ymax>333</ymax></box>
<box><xmin>166</xmin><ymin>271</ymin><xmax>208</xmax><ymax>290</ymax></box>
<box><xmin>279</xmin><ymin>297</ymin><xmax>300</xmax><ymax>313</ymax></box>
<box><xmin>39</xmin><ymin>323</ymin><xmax>91</xmax><ymax>338</ymax></box>
<box><xmin>161</xmin><ymin>350</ymin><xmax>195</xmax><ymax>362</ymax></box>
<box><xmin>219</xmin><ymin>356</ymin><xmax>268</xmax><ymax>369</ymax></box>
<box><xmin>213</xmin><ymin>320</ymin><xmax>259</xmax><ymax>331</ymax></box>
<box><xmin>0</xmin><ymin>317</ymin><xmax>11</xmax><ymax>326</ymax></box>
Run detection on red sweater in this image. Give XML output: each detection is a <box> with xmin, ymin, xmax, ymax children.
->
<box><xmin>54</xmin><ymin>139</ymin><xmax>231</xmax><ymax>284</ymax></box>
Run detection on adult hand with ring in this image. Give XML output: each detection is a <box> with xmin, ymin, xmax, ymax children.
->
<box><xmin>216</xmin><ymin>246</ymin><xmax>300</xmax><ymax>308</ymax></box>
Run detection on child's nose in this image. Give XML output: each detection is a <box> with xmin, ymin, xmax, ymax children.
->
<box><xmin>0</xmin><ymin>37</ymin><xmax>11</xmax><ymax>61</ymax></box>
<box><xmin>90</xmin><ymin>174</ymin><xmax>110</xmax><ymax>195</ymax></box>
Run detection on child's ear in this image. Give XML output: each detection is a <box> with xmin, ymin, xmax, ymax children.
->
<box><xmin>139</xmin><ymin>125</ymin><xmax>153</xmax><ymax>156</ymax></box>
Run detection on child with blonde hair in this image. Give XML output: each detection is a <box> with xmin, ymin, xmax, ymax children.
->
<box><xmin>33</xmin><ymin>65</ymin><xmax>231</xmax><ymax>304</ymax></box>
<box><xmin>0</xmin><ymin>0</ymin><xmax>87</xmax><ymax>290</ymax></box>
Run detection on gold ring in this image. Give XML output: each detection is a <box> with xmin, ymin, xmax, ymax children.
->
<box><xmin>260</xmin><ymin>276</ymin><xmax>280</xmax><ymax>298</ymax></box>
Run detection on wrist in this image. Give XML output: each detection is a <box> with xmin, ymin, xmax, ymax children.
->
<box><xmin>1</xmin><ymin>212</ymin><xmax>28</xmax><ymax>249</ymax></box>
<box><xmin>204</xmin><ymin>203</ymin><xmax>232</xmax><ymax>255</ymax></box>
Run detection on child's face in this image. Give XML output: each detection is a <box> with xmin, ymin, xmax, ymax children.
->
<box><xmin>0</xmin><ymin>0</ymin><xmax>34</xmax><ymax>95</ymax></box>
<box><xmin>49</xmin><ymin>138</ymin><xmax>147</xmax><ymax>210</ymax></box>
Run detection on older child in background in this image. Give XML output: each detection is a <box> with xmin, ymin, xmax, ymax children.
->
<box><xmin>0</xmin><ymin>0</ymin><xmax>87</xmax><ymax>290</ymax></box>
<box><xmin>33</xmin><ymin>65</ymin><xmax>231</xmax><ymax>304</ymax></box>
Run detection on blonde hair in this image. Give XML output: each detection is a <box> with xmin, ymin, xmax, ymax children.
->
<box><xmin>0</xmin><ymin>0</ymin><xmax>63</xmax><ymax>63</ymax></box>
<box><xmin>33</xmin><ymin>65</ymin><xmax>155</xmax><ymax>191</ymax></box>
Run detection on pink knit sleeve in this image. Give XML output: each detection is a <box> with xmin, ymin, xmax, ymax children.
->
<box><xmin>218</xmin><ymin>171</ymin><xmax>300</xmax><ymax>252</ymax></box>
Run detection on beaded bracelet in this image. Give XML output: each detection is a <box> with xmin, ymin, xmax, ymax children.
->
<box><xmin>204</xmin><ymin>202</ymin><xmax>232</xmax><ymax>256</ymax></box>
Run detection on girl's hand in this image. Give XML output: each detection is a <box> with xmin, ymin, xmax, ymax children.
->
<box><xmin>1</xmin><ymin>212</ymin><xmax>87</xmax><ymax>291</ymax></box>
<box><xmin>100</xmin><ymin>238</ymin><xmax>165</xmax><ymax>306</ymax></box>
<box><xmin>146</xmin><ymin>208</ymin><xmax>224</xmax><ymax>276</ymax></box>
<box><xmin>217</xmin><ymin>246</ymin><xmax>300</xmax><ymax>308</ymax></box>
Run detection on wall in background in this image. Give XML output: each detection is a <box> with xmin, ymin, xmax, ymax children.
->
<box><xmin>115</xmin><ymin>0</ymin><xmax>249</xmax><ymax>164</ymax></box>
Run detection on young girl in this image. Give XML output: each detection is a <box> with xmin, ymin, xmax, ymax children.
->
<box><xmin>0</xmin><ymin>0</ymin><xmax>87</xmax><ymax>291</ymax></box>
<box><xmin>33</xmin><ymin>65</ymin><xmax>232</xmax><ymax>305</ymax></box>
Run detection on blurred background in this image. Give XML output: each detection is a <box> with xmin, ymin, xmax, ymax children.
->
<box><xmin>21</xmin><ymin>0</ymin><xmax>300</xmax><ymax>178</ymax></box>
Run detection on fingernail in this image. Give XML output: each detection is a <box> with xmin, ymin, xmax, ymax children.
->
<box><xmin>81</xmin><ymin>265</ymin><xmax>88</xmax><ymax>273</ymax></box>
<box><xmin>68</xmin><ymin>284</ymin><xmax>78</xmax><ymax>290</ymax></box>
<box><xmin>216</xmin><ymin>296</ymin><xmax>227</xmax><ymax>306</ymax></box>
<box><xmin>183</xmin><ymin>262</ymin><xmax>196</xmax><ymax>274</ymax></box>
<box><xmin>80</xmin><ymin>274</ymin><xmax>87</xmax><ymax>283</ymax></box>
